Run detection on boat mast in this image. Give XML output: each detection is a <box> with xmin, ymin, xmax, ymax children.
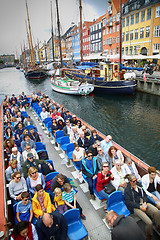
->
<box><xmin>55</xmin><ymin>0</ymin><xmax>63</xmax><ymax>67</ymax></box>
<box><xmin>119</xmin><ymin>0</ymin><xmax>122</xmax><ymax>70</ymax></box>
<box><xmin>79</xmin><ymin>0</ymin><xmax>83</xmax><ymax>62</ymax></box>
<box><xmin>51</xmin><ymin>0</ymin><xmax>54</xmax><ymax>61</ymax></box>
<box><xmin>25</xmin><ymin>20</ymin><xmax>33</xmax><ymax>66</ymax></box>
<box><xmin>25</xmin><ymin>0</ymin><xmax>35</xmax><ymax>66</ymax></box>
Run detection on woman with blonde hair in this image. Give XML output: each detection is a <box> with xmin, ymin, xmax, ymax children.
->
<box><xmin>26</xmin><ymin>167</ymin><xmax>45</xmax><ymax>197</ymax></box>
<box><xmin>5</xmin><ymin>158</ymin><xmax>22</xmax><ymax>182</ymax></box>
<box><xmin>8</xmin><ymin>171</ymin><xmax>27</xmax><ymax>204</ymax></box>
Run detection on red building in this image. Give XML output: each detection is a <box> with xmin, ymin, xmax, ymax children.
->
<box><xmin>82</xmin><ymin>21</ymin><xmax>93</xmax><ymax>56</ymax></box>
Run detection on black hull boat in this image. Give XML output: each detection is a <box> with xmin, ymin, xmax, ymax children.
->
<box><xmin>24</xmin><ymin>69</ymin><xmax>48</xmax><ymax>80</ymax></box>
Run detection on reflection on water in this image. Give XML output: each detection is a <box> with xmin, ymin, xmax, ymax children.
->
<box><xmin>0</xmin><ymin>67</ymin><xmax>160</xmax><ymax>169</ymax></box>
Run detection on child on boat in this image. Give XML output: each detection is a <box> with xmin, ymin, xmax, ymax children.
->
<box><xmin>16</xmin><ymin>191</ymin><xmax>33</xmax><ymax>224</ymax></box>
<box><xmin>54</xmin><ymin>187</ymin><xmax>68</xmax><ymax>214</ymax></box>
<box><xmin>62</xmin><ymin>183</ymin><xmax>86</xmax><ymax>220</ymax></box>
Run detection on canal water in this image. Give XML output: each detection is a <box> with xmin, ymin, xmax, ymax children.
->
<box><xmin>0</xmin><ymin>67</ymin><xmax>160</xmax><ymax>169</ymax></box>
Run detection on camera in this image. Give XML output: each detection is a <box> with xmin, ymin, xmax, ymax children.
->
<box><xmin>106</xmin><ymin>172</ymin><xmax>111</xmax><ymax>177</ymax></box>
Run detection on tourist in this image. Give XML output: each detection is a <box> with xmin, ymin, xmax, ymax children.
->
<box><xmin>111</xmin><ymin>161</ymin><xmax>127</xmax><ymax>194</ymax></box>
<box><xmin>21</xmin><ymin>134</ymin><xmax>36</xmax><ymax>152</ymax></box>
<box><xmin>96</xmin><ymin>146</ymin><xmax>112</xmax><ymax>170</ymax></box>
<box><xmin>100</xmin><ymin>135</ymin><xmax>113</xmax><ymax>155</ymax></box>
<box><xmin>78</xmin><ymin>131</ymin><xmax>90</xmax><ymax>151</ymax></box>
<box><xmin>10</xmin><ymin>147</ymin><xmax>23</xmax><ymax>166</ymax></box>
<box><xmin>108</xmin><ymin>146</ymin><xmax>124</xmax><ymax>166</ymax></box>
<box><xmin>40</xmin><ymin>107</ymin><xmax>49</xmax><ymax>122</ymax></box>
<box><xmin>89</xmin><ymin>129</ymin><xmax>102</xmax><ymax>145</ymax></box>
<box><xmin>63</xmin><ymin>119</ymin><xmax>72</xmax><ymax>136</ymax></box>
<box><xmin>16</xmin><ymin>191</ymin><xmax>33</xmax><ymax>223</ymax></box>
<box><xmin>142</xmin><ymin>166</ymin><xmax>160</xmax><ymax>209</ymax></box>
<box><xmin>57</xmin><ymin>118</ymin><xmax>65</xmax><ymax>130</ymax></box>
<box><xmin>72</xmin><ymin>144</ymin><xmax>86</xmax><ymax>170</ymax></box>
<box><xmin>123</xmin><ymin>157</ymin><xmax>141</xmax><ymax>181</ymax></box>
<box><xmin>22</xmin><ymin>144</ymin><xmax>39</xmax><ymax>162</ymax></box>
<box><xmin>4</xmin><ymin>138</ymin><xmax>16</xmax><ymax>158</ymax></box>
<box><xmin>69</xmin><ymin>126</ymin><xmax>81</xmax><ymax>144</ymax></box>
<box><xmin>51</xmin><ymin>118</ymin><xmax>59</xmax><ymax>136</ymax></box>
<box><xmin>96</xmin><ymin>162</ymin><xmax>114</xmax><ymax>200</ymax></box>
<box><xmin>51</xmin><ymin>108</ymin><xmax>61</xmax><ymax>120</ymax></box>
<box><xmin>70</xmin><ymin>115</ymin><xmax>78</xmax><ymax>126</ymax></box>
<box><xmin>88</xmin><ymin>140</ymin><xmax>101</xmax><ymax>156</ymax></box>
<box><xmin>36</xmin><ymin>212</ymin><xmax>68</xmax><ymax>240</ymax></box>
<box><xmin>54</xmin><ymin>187</ymin><xmax>68</xmax><ymax>214</ymax></box>
<box><xmin>11</xmin><ymin>221</ymin><xmax>38</xmax><ymax>240</ymax></box>
<box><xmin>62</xmin><ymin>183</ymin><xmax>86</xmax><ymax>220</ymax></box>
<box><xmin>26</xmin><ymin>167</ymin><xmax>46</xmax><ymax>196</ymax></box>
<box><xmin>125</xmin><ymin>174</ymin><xmax>160</xmax><ymax>240</ymax></box>
<box><xmin>81</xmin><ymin>125</ymin><xmax>91</xmax><ymax>139</ymax></box>
<box><xmin>51</xmin><ymin>173</ymin><xmax>70</xmax><ymax>192</ymax></box>
<box><xmin>23</xmin><ymin>115</ymin><xmax>34</xmax><ymax>127</ymax></box>
<box><xmin>29</xmin><ymin>128</ymin><xmax>41</xmax><ymax>142</ymax></box>
<box><xmin>8</xmin><ymin>171</ymin><xmax>27</xmax><ymax>205</ymax></box>
<box><xmin>106</xmin><ymin>210</ymin><xmax>146</xmax><ymax>240</ymax></box>
<box><xmin>5</xmin><ymin>158</ymin><xmax>22</xmax><ymax>182</ymax></box>
<box><xmin>82</xmin><ymin>150</ymin><xmax>99</xmax><ymax>200</ymax></box>
<box><xmin>5</xmin><ymin>126</ymin><xmax>14</xmax><ymax>139</ymax></box>
<box><xmin>77</xmin><ymin>119</ymin><xmax>82</xmax><ymax>129</ymax></box>
<box><xmin>32</xmin><ymin>184</ymin><xmax>55</xmax><ymax>219</ymax></box>
<box><xmin>63</xmin><ymin>110</ymin><xmax>72</xmax><ymax>122</ymax></box>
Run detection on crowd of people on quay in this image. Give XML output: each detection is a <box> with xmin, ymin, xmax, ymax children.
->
<box><xmin>2</xmin><ymin>91</ymin><xmax>160</xmax><ymax>240</ymax></box>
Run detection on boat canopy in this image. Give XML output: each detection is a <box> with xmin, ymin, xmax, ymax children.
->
<box><xmin>120</xmin><ymin>63</ymin><xmax>143</xmax><ymax>71</ymax></box>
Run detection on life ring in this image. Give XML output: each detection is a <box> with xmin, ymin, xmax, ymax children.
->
<box><xmin>114</xmin><ymin>71</ymin><xmax>119</xmax><ymax>78</ymax></box>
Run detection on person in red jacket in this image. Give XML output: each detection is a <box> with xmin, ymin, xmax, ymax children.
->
<box><xmin>96</xmin><ymin>162</ymin><xmax>114</xmax><ymax>200</ymax></box>
<box><xmin>11</xmin><ymin>221</ymin><xmax>38</xmax><ymax>240</ymax></box>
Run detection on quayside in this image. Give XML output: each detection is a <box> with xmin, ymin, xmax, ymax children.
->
<box><xmin>1</xmin><ymin>94</ymin><xmax>160</xmax><ymax>240</ymax></box>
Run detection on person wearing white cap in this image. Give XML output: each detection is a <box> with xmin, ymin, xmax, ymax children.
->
<box><xmin>111</xmin><ymin>160</ymin><xmax>127</xmax><ymax>194</ymax></box>
<box><xmin>10</xmin><ymin>147</ymin><xmax>23</xmax><ymax>166</ymax></box>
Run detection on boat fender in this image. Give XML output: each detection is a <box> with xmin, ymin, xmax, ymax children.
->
<box><xmin>114</xmin><ymin>71</ymin><xmax>119</xmax><ymax>78</ymax></box>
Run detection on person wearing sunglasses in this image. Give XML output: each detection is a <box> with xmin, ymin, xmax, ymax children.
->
<box><xmin>82</xmin><ymin>150</ymin><xmax>99</xmax><ymax>200</ymax></box>
<box><xmin>16</xmin><ymin>191</ymin><xmax>33</xmax><ymax>224</ymax></box>
<box><xmin>8</xmin><ymin>171</ymin><xmax>27</xmax><ymax>205</ymax></box>
<box><xmin>125</xmin><ymin>174</ymin><xmax>160</xmax><ymax>240</ymax></box>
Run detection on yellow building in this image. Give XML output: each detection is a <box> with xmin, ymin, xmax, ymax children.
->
<box><xmin>122</xmin><ymin>0</ymin><xmax>160</xmax><ymax>64</ymax></box>
<box><xmin>152</xmin><ymin>3</ymin><xmax>160</xmax><ymax>63</ymax></box>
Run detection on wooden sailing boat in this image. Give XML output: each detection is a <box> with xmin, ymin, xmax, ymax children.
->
<box><xmin>64</xmin><ymin>0</ymin><xmax>137</xmax><ymax>95</ymax></box>
<box><xmin>24</xmin><ymin>0</ymin><xmax>47</xmax><ymax>80</ymax></box>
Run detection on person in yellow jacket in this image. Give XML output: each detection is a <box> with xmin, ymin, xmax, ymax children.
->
<box><xmin>32</xmin><ymin>184</ymin><xmax>55</xmax><ymax>219</ymax></box>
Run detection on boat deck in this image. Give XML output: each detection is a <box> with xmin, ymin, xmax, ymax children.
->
<box><xmin>27</xmin><ymin>107</ymin><xmax>111</xmax><ymax>239</ymax></box>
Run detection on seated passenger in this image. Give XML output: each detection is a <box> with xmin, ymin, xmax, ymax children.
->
<box><xmin>108</xmin><ymin>146</ymin><xmax>124</xmax><ymax>166</ymax></box>
<box><xmin>63</xmin><ymin>110</ymin><xmax>72</xmax><ymax>122</ymax></box>
<box><xmin>32</xmin><ymin>184</ymin><xmax>55</xmax><ymax>219</ymax></box>
<box><xmin>51</xmin><ymin>108</ymin><xmax>61</xmax><ymax>120</ymax></box>
<box><xmin>8</xmin><ymin>171</ymin><xmax>27</xmax><ymax>205</ymax></box>
<box><xmin>62</xmin><ymin>183</ymin><xmax>86</xmax><ymax>220</ymax></box>
<box><xmin>78</xmin><ymin>131</ymin><xmax>90</xmax><ymax>151</ymax></box>
<box><xmin>23</xmin><ymin>115</ymin><xmax>34</xmax><ymax>127</ymax></box>
<box><xmin>82</xmin><ymin>150</ymin><xmax>99</xmax><ymax>200</ymax></box>
<box><xmin>123</xmin><ymin>157</ymin><xmax>141</xmax><ymax>182</ymax></box>
<box><xmin>26</xmin><ymin>167</ymin><xmax>46</xmax><ymax>197</ymax></box>
<box><xmin>57</xmin><ymin>118</ymin><xmax>65</xmax><ymax>130</ymax></box>
<box><xmin>96</xmin><ymin>162</ymin><xmax>114</xmax><ymax>200</ymax></box>
<box><xmin>11</xmin><ymin>221</ymin><xmax>38</xmax><ymax>240</ymax></box>
<box><xmin>77</xmin><ymin>119</ymin><xmax>82</xmax><ymax>129</ymax></box>
<box><xmin>63</xmin><ymin>120</ymin><xmax>72</xmax><ymax>136</ymax></box>
<box><xmin>16</xmin><ymin>191</ymin><xmax>33</xmax><ymax>223</ymax></box>
<box><xmin>70</xmin><ymin>115</ymin><xmax>78</xmax><ymax>126</ymax></box>
<box><xmin>111</xmin><ymin>161</ymin><xmax>127</xmax><ymax>194</ymax></box>
<box><xmin>54</xmin><ymin>187</ymin><xmax>68</xmax><ymax>214</ymax></box>
<box><xmin>88</xmin><ymin>140</ymin><xmax>101</xmax><ymax>156</ymax></box>
<box><xmin>5</xmin><ymin>126</ymin><xmax>14</xmax><ymax>140</ymax></box>
<box><xmin>72</xmin><ymin>144</ymin><xmax>86</xmax><ymax>170</ymax></box>
<box><xmin>40</xmin><ymin>107</ymin><xmax>49</xmax><ymax>122</ymax></box>
<box><xmin>96</xmin><ymin>146</ymin><xmax>112</xmax><ymax>170</ymax></box>
<box><xmin>29</xmin><ymin>128</ymin><xmax>41</xmax><ymax>142</ymax></box>
<box><xmin>51</xmin><ymin>118</ymin><xmax>59</xmax><ymax>136</ymax></box>
<box><xmin>69</xmin><ymin>126</ymin><xmax>81</xmax><ymax>144</ymax></box>
<box><xmin>100</xmin><ymin>135</ymin><xmax>113</xmax><ymax>155</ymax></box>
<box><xmin>22</xmin><ymin>144</ymin><xmax>39</xmax><ymax>162</ymax></box>
<box><xmin>21</xmin><ymin>134</ymin><xmax>36</xmax><ymax>152</ymax></box>
<box><xmin>125</xmin><ymin>174</ymin><xmax>160</xmax><ymax>240</ymax></box>
<box><xmin>81</xmin><ymin>125</ymin><xmax>91</xmax><ymax>139</ymax></box>
<box><xmin>5</xmin><ymin>158</ymin><xmax>22</xmax><ymax>182</ymax></box>
<box><xmin>4</xmin><ymin>138</ymin><xmax>16</xmax><ymax>159</ymax></box>
<box><xmin>10</xmin><ymin>147</ymin><xmax>24</xmax><ymax>166</ymax></box>
<box><xmin>15</xmin><ymin>122</ymin><xmax>25</xmax><ymax>140</ymax></box>
<box><xmin>51</xmin><ymin>173</ymin><xmax>70</xmax><ymax>192</ymax></box>
<box><xmin>89</xmin><ymin>129</ymin><xmax>102</xmax><ymax>145</ymax></box>
<box><xmin>142</xmin><ymin>166</ymin><xmax>160</xmax><ymax>209</ymax></box>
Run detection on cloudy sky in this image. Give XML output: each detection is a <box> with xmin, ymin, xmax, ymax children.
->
<box><xmin>0</xmin><ymin>0</ymin><xmax>108</xmax><ymax>57</ymax></box>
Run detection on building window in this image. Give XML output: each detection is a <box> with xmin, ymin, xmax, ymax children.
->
<box><xmin>130</xmin><ymin>46</ymin><xmax>133</xmax><ymax>55</ymax></box>
<box><xmin>106</xmin><ymin>28</ymin><xmax>109</xmax><ymax>34</ymax></box>
<box><xmin>122</xmin><ymin>47</ymin><xmax>124</xmax><ymax>55</ymax></box>
<box><xmin>126</xmin><ymin>47</ymin><xmax>128</xmax><ymax>55</ymax></box>
<box><xmin>113</xmin><ymin>49</ymin><xmax>115</xmax><ymax>55</ymax></box>
<box><xmin>156</xmin><ymin>6</ymin><xmax>160</xmax><ymax>18</ymax></box>
<box><xmin>113</xmin><ymin>37</ymin><xmax>116</xmax><ymax>44</ymax></box>
<box><xmin>117</xmin><ymin>25</ymin><xmax>119</xmax><ymax>32</ymax></box>
<box><xmin>141</xmin><ymin>11</ymin><xmax>145</xmax><ymax>22</ymax></box>
<box><xmin>110</xmin><ymin>16</ymin><xmax>112</xmax><ymax>24</ymax></box>
<box><xmin>116</xmin><ymin>47</ymin><xmax>119</xmax><ymax>54</ymax></box>
<box><xmin>136</xmin><ymin>13</ymin><xmax>139</xmax><ymax>24</ymax></box>
<box><xmin>103</xmin><ymin>19</ymin><xmax>105</xmax><ymax>26</ymax></box>
<box><xmin>131</xmin><ymin>15</ymin><xmax>134</xmax><ymax>25</ymax></box>
<box><xmin>103</xmin><ymin>30</ymin><xmax>105</xmax><ymax>35</ymax></box>
<box><xmin>122</xmin><ymin>32</ymin><xmax>125</xmax><ymax>42</ymax></box>
<box><xmin>106</xmin><ymin>18</ymin><xmax>109</xmax><ymax>24</ymax></box>
<box><xmin>117</xmin><ymin>12</ymin><xmax>120</xmax><ymax>21</ymax></box>
<box><xmin>147</xmin><ymin>8</ymin><xmax>151</xmax><ymax>20</ymax></box>
<box><xmin>154</xmin><ymin>25</ymin><xmax>160</xmax><ymax>37</ymax></box>
<box><xmin>117</xmin><ymin>36</ymin><xmax>119</xmax><ymax>43</ymax></box>
<box><xmin>99</xmin><ymin>32</ymin><xmax>101</xmax><ymax>38</ymax></box>
<box><xmin>110</xmin><ymin>49</ymin><xmax>112</xmax><ymax>55</ymax></box>
<box><xmin>113</xmin><ymin>15</ymin><xmax>116</xmax><ymax>22</ymax></box>
<box><xmin>126</xmin><ymin>16</ymin><xmax>129</xmax><ymax>26</ymax></box>
<box><xmin>122</xmin><ymin>18</ymin><xmax>125</xmax><ymax>28</ymax></box>
<box><xmin>113</xmin><ymin>26</ymin><xmax>115</xmax><ymax>33</ymax></box>
<box><xmin>135</xmin><ymin>29</ymin><xmax>138</xmax><ymax>39</ymax></box>
<box><xmin>130</xmin><ymin>30</ymin><xmax>133</xmax><ymax>40</ymax></box>
<box><xmin>134</xmin><ymin>46</ymin><xmax>137</xmax><ymax>55</ymax></box>
<box><xmin>140</xmin><ymin>27</ymin><xmax>144</xmax><ymax>38</ymax></box>
<box><xmin>110</xmin><ymin>28</ymin><xmax>112</xmax><ymax>34</ymax></box>
<box><xmin>146</xmin><ymin>26</ymin><xmax>150</xmax><ymax>37</ymax></box>
<box><xmin>153</xmin><ymin>43</ymin><xmax>159</xmax><ymax>52</ymax></box>
<box><xmin>126</xmin><ymin>31</ymin><xmax>129</xmax><ymax>41</ymax></box>
<box><xmin>96</xmin><ymin>33</ymin><xmax>98</xmax><ymax>39</ymax></box>
<box><xmin>103</xmin><ymin>40</ymin><xmax>105</xmax><ymax>45</ymax></box>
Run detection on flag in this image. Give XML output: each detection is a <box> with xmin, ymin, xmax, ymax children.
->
<box><xmin>143</xmin><ymin>72</ymin><xmax>147</xmax><ymax>82</ymax></box>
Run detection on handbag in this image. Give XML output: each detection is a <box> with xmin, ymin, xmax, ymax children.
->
<box><xmin>103</xmin><ymin>182</ymin><xmax>116</xmax><ymax>194</ymax></box>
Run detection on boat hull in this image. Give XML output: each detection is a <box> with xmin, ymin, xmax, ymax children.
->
<box><xmin>65</xmin><ymin>72</ymin><xmax>136</xmax><ymax>95</ymax></box>
<box><xmin>25</xmin><ymin>70</ymin><xmax>47</xmax><ymax>80</ymax></box>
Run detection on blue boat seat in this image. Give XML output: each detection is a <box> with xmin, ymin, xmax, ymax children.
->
<box><xmin>21</xmin><ymin>111</ymin><xmax>28</xmax><ymax>118</ymax></box>
<box><xmin>66</xmin><ymin>143</ymin><xmax>74</xmax><ymax>160</ymax></box>
<box><xmin>93</xmin><ymin>177</ymin><xmax>104</xmax><ymax>201</ymax></box>
<box><xmin>25</xmin><ymin>125</ymin><xmax>38</xmax><ymax>132</ymax></box>
<box><xmin>37</xmin><ymin>149</ymin><xmax>49</xmax><ymax>160</ymax></box>
<box><xmin>44</xmin><ymin>117</ymin><xmax>52</xmax><ymax>126</ymax></box>
<box><xmin>60</xmin><ymin>136</ymin><xmax>70</xmax><ymax>151</ymax></box>
<box><xmin>63</xmin><ymin>209</ymin><xmax>88</xmax><ymax>240</ymax></box>
<box><xmin>46</xmin><ymin>172</ymin><xmax>59</xmax><ymax>183</ymax></box>
<box><xmin>55</xmin><ymin>130</ymin><xmax>64</xmax><ymax>144</ymax></box>
<box><xmin>107</xmin><ymin>191</ymin><xmax>130</xmax><ymax>217</ymax></box>
<box><xmin>35</xmin><ymin>142</ymin><xmax>46</xmax><ymax>151</ymax></box>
